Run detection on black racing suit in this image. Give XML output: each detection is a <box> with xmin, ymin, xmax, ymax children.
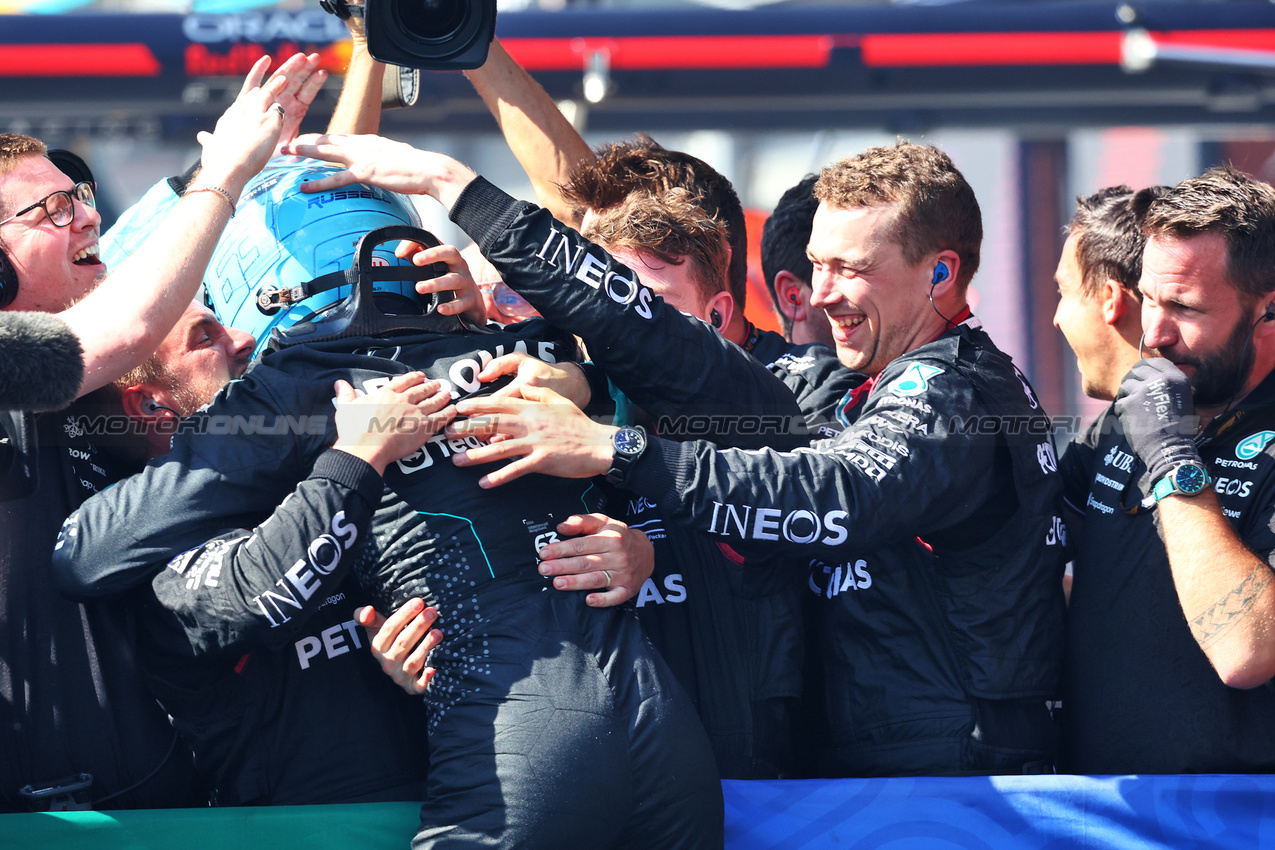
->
<box><xmin>1059</xmin><ymin>373</ymin><xmax>1275</xmax><ymax>774</ymax></box>
<box><xmin>55</xmin><ymin>447</ymin><xmax>431</xmax><ymax>806</ymax></box>
<box><xmin>457</xmin><ymin>178</ymin><xmax>870</xmax><ymax>777</ymax></box>
<box><xmin>619</xmin><ymin>331</ymin><xmax>867</xmax><ymax>778</ymax></box>
<box><xmin>449</xmin><ymin>178</ymin><xmax>1067</xmax><ymax>776</ymax></box>
<box><xmin>53</xmin><ymin>320</ymin><xmax>723</xmax><ymax>849</ymax></box>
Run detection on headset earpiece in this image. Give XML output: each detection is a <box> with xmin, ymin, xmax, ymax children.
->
<box><xmin>787</xmin><ymin>290</ymin><xmax>800</xmax><ymax>305</ymax></box>
<box><xmin>0</xmin><ymin>247</ymin><xmax>17</xmax><ymax>310</ymax></box>
<box><xmin>931</xmin><ymin>263</ymin><xmax>949</xmax><ymax>287</ymax></box>
<box><xmin>1264</xmin><ymin>301</ymin><xmax>1275</xmax><ymax>322</ymax></box>
<box><xmin>710</xmin><ymin>309</ymin><xmax>723</xmax><ymax>329</ymax></box>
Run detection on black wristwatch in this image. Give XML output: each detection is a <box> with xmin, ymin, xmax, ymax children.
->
<box><xmin>604</xmin><ymin>425</ymin><xmax>647</xmax><ymax>486</ymax></box>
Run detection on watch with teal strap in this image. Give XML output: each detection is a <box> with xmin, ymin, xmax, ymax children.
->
<box><xmin>1152</xmin><ymin>461</ymin><xmax>1211</xmax><ymax>502</ymax></box>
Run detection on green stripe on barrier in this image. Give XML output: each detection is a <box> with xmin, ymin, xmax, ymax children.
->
<box><xmin>0</xmin><ymin>802</ymin><xmax>422</xmax><ymax>850</ymax></box>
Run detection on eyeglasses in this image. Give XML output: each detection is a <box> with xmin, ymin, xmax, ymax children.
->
<box><xmin>0</xmin><ymin>181</ymin><xmax>95</xmax><ymax>229</ymax></box>
<box><xmin>477</xmin><ymin>279</ymin><xmax>539</xmax><ymax>321</ymax></box>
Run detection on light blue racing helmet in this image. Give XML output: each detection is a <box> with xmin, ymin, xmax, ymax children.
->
<box><xmin>203</xmin><ymin>157</ymin><xmax>433</xmax><ymax>358</ymax></box>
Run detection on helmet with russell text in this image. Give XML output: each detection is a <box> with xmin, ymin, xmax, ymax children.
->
<box><xmin>202</xmin><ymin>157</ymin><xmax>443</xmax><ymax>358</ymax></box>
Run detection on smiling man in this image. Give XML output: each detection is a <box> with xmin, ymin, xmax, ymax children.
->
<box><xmin>107</xmin><ymin>303</ymin><xmax>255</xmax><ymax>459</ymax></box>
<box><xmin>462</xmin><ymin>141</ymin><xmax>1067</xmax><ymax>777</ymax></box>
<box><xmin>288</xmin><ymin>135</ymin><xmax>1070</xmax><ymax>777</ymax></box>
<box><xmin>0</xmin><ymin>54</ymin><xmax>317</xmax><ymax>396</ymax></box>
<box><xmin>0</xmin><ymin>150</ymin><xmax>104</xmax><ymax>313</ymax></box>
<box><xmin>1060</xmin><ymin>166</ymin><xmax>1275</xmax><ymax>774</ymax></box>
<box><xmin>1052</xmin><ymin>186</ymin><xmax>1167</xmax><ymax>403</ymax></box>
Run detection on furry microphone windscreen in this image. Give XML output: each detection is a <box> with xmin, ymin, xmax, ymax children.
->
<box><xmin>0</xmin><ymin>311</ymin><xmax>85</xmax><ymax>411</ymax></box>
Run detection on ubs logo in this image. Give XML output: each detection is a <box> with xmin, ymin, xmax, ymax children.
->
<box><xmin>1103</xmin><ymin>446</ymin><xmax>1135</xmax><ymax>473</ymax></box>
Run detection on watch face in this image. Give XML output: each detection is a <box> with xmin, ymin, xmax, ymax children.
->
<box><xmin>614</xmin><ymin>428</ymin><xmax>645</xmax><ymax>456</ymax></box>
<box><xmin>1176</xmin><ymin>464</ymin><xmax>1208</xmax><ymax>495</ymax></box>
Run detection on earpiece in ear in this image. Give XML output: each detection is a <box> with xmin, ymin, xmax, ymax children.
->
<box><xmin>147</xmin><ymin>400</ymin><xmax>176</xmax><ymax>415</ymax></box>
<box><xmin>710</xmin><ymin>309</ymin><xmax>723</xmax><ymax>329</ymax></box>
<box><xmin>931</xmin><ymin>263</ymin><xmax>949</xmax><ymax>287</ymax></box>
<box><xmin>787</xmin><ymin>291</ymin><xmax>800</xmax><ymax>305</ymax></box>
<box><xmin>1264</xmin><ymin>301</ymin><xmax>1275</xmax><ymax>322</ymax></box>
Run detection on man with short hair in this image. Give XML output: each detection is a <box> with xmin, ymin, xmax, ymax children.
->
<box><xmin>293</xmin><ymin>136</ymin><xmax>1068</xmax><ymax>777</ymax></box>
<box><xmin>1053</xmin><ymin>185</ymin><xmax>1167</xmax><ymax>402</ymax></box>
<box><xmin>577</xmin><ymin>186</ymin><xmax>731</xmax><ymax>323</ymax></box>
<box><xmin>562</xmin><ymin>135</ymin><xmax>750</xmax><ymax>339</ymax></box>
<box><xmin>463</xmin><ymin>43</ymin><xmax>797</xmax><ymax>364</ymax></box>
<box><xmin>762</xmin><ymin>174</ymin><xmax>835</xmax><ymax>349</ymax></box>
<box><xmin>1054</xmin><ymin>185</ymin><xmax>1166</xmax><ymax>600</ymax></box>
<box><xmin>1061</xmin><ymin>165</ymin><xmax>1275</xmax><ymax>774</ymax></box>
<box><xmin>559</xmin><ymin>146</ymin><xmax>858</xmax><ymax>430</ymax></box>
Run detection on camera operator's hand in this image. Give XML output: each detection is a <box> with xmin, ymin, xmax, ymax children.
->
<box><xmin>356</xmin><ymin>597</ymin><xmax>442</xmax><ymax>695</ymax></box>
<box><xmin>393</xmin><ymin>242</ymin><xmax>486</xmax><ymax>325</ymax></box>
<box><xmin>196</xmin><ymin>55</ymin><xmax>291</xmax><ymax>198</ymax></box>
<box><xmin>283</xmin><ymin>134</ymin><xmax>478</xmax><ymax>209</ymax></box>
<box><xmin>333</xmin><ymin>371</ymin><xmax>456</xmax><ymax>475</ymax></box>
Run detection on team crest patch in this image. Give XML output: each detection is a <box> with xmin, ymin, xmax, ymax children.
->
<box><xmin>888</xmin><ymin>363</ymin><xmax>944</xmax><ymax>397</ymax></box>
<box><xmin>1236</xmin><ymin>431</ymin><xmax>1275</xmax><ymax>460</ymax></box>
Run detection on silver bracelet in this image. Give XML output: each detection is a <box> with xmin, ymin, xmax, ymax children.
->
<box><xmin>187</xmin><ymin>183</ymin><xmax>237</xmax><ymax>217</ymax></box>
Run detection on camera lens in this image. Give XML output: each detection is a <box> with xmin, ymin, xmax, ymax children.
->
<box><xmin>395</xmin><ymin>0</ymin><xmax>468</xmax><ymax>42</ymax></box>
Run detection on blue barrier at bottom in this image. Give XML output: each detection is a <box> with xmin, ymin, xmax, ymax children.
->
<box><xmin>723</xmin><ymin>775</ymin><xmax>1275</xmax><ymax>848</ymax></box>
<box><xmin>2</xmin><ymin>775</ymin><xmax>1272</xmax><ymax>849</ymax></box>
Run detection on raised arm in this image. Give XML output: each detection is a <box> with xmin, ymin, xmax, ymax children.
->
<box><xmin>61</xmin><ymin>55</ymin><xmax>311</xmax><ymax>396</ymax></box>
<box><xmin>326</xmin><ymin>4</ymin><xmax>385</xmax><ymax>136</ymax></box>
<box><xmin>464</xmin><ymin>38</ymin><xmax>595</xmax><ymax>225</ymax></box>
<box><xmin>1116</xmin><ymin>358</ymin><xmax>1275</xmax><ymax>688</ymax></box>
<box><xmin>448</xmin><ymin>357</ymin><xmax>1003</xmax><ymax>560</ymax></box>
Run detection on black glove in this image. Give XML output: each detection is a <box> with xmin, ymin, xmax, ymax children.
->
<box><xmin>1113</xmin><ymin>358</ymin><xmax>1202</xmax><ymax>484</ymax></box>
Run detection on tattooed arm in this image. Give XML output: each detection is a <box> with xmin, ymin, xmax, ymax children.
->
<box><xmin>1158</xmin><ymin>490</ymin><xmax>1275</xmax><ymax>689</ymax></box>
